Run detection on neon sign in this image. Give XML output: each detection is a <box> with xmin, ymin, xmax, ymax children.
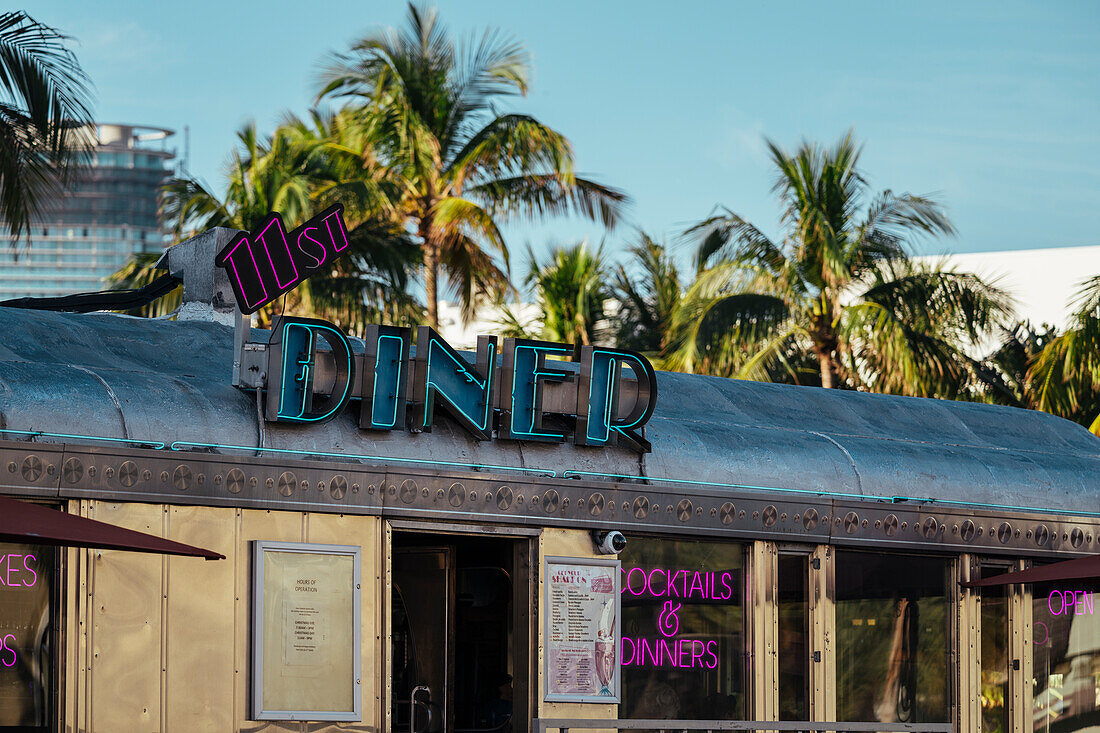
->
<box><xmin>621</xmin><ymin>600</ymin><xmax>719</xmax><ymax>669</ymax></box>
<box><xmin>0</xmin><ymin>553</ymin><xmax>37</xmax><ymax>587</ymax></box>
<box><xmin>263</xmin><ymin>319</ymin><xmax>658</xmax><ymax>452</ymax></box>
<box><xmin>0</xmin><ymin>634</ymin><xmax>15</xmax><ymax>667</ymax></box>
<box><xmin>1048</xmin><ymin>590</ymin><xmax>1095</xmax><ymax>616</ymax></box>
<box><xmin>621</xmin><ymin>567</ymin><xmax>735</xmax><ymax>600</ymax></box>
<box><xmin>216</xmin><ymin>205</ymin><xmax>351</xmax><ymax>314</ymax></box>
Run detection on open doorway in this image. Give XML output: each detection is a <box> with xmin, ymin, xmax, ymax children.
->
<box><xmin>391</xmin><ymin>530</ymin><xmax>533</xmax><ymax>733</ymax></box>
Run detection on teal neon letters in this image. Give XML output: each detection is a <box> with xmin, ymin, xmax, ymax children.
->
<box><xmin>260</xmin><ymin>318</ymin><xmax>658</xmax><ymax>452</ymax></box>
<box><xmin>411</xmin><ymin>327</ymin><xmax>497</xmax><ymax>441</ymax></box>
<box><xmin>497</xmin><ymin>338</ymin><xmax>573</xmax><ymax>442</ymax></box>
<box><xmin>265</xmin><ymin>316</ymin><xmax>355</xmax><ymax>424</ymax></box>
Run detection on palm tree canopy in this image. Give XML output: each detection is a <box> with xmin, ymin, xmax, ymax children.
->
<box><xmin>0</xmin><ymin>12</ymin><xmax>94</xmax><ymax>241</ymax></box>
<box><xmin>528</xmin><ymin>242</ymin><xmax>609</xmax><ymax>346</ymax></box>
<box><xmin>1027</xmin><ymin>277</ymin><xmax>1100</xmax><ymax>432</ymax></box>
<box><xmin>128</xmin><ymin>115</ymin><xmax>422</xmax><ymax>332</ymax></box>
<box><xmin>671</xmin><ymin>132</ymin><xmax>1013</xmax><ymax>396</ymax></box>
<box><xmin>316</xmin><ymin>3</ymin><xmax>628</xmax><ymax>324</ymax></box>
<box><xmin>612</xmin><ymin>233</ymin><xmax>683</xmax><ymax>356</ymax></box>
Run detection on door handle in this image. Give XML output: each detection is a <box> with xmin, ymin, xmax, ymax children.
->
<box><xmin>411</xmin><ymin>685</ymin><xmax>431</xmax><ymax>733</ymax></box>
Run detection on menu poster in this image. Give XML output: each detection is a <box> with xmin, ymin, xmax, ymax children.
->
<box><xmin>544</xmin><ymin>557</ymin><xmax>621</xmax><ymax>703</ymax></box>
<box><xmin>252</xmin><ymin>542</ymin><xmax>361</xmax><ymax>721</ymax></box>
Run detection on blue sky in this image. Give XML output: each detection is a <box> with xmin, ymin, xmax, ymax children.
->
<box><xmin>33</xmin><ymin>0</ymin><xmax>1100</xmax><ymax>274</ymax></box>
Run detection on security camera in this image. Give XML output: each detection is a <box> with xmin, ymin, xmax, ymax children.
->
<box><xmin>593</xmin><ymin>530</ymin><xmax>626</xmax><ymax>555</ymax></box>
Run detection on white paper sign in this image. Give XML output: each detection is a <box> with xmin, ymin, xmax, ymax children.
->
<box><xmin>544</xmin><ymin>557</ymin><xmax>621</xmax><ymax>702</ymax></box>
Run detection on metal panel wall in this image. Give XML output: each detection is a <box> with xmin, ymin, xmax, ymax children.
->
<box><xmin>63</xmin><ymin>501</ymin><xmax>384</xmax><ymax>732</ymax></box>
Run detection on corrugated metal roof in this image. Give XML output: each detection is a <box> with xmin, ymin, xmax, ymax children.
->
<box><xmin>0</xmin><ymin>306</ymin><xmax>1097</xmax><ymax>514</ymax></box>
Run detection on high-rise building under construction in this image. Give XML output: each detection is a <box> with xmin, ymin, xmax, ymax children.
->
<box><xmin>0</xmin><ymin>123</ymin><xmax>174</xmax><ymax>299</ymax></box>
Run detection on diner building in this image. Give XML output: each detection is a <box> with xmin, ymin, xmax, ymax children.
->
<box><xmin>0</xmin><ymin>228</ymin><xmax>1098</xmax><ymax>733</ymax></box>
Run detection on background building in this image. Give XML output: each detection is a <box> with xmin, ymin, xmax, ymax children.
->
<box><xmin>0</xmin><ymin>123</ymin><xmax>175</xmax><ymax>300</ymax></box>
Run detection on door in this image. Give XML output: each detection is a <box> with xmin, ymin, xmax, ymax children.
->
<box><xmin>390</xmin><ymin>531</ymin><xmax>532</xmax><ymax>733</ymax></box>
<box><xmin>393</xmin><ymin>546</ymin><xmax>454</xmax><ymax>733</ymax></box>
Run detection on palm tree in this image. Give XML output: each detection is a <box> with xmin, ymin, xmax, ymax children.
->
<box><xmin>668</xmin><ymin>132</ymin><xmax>1013</xmax><ymax>397</ymax></box>
<box><xmin>1028</xmin><ymin>280</ymin><xmax>1100</xmax><ymax>433</ymax></box>
<box><xmin>0</xmin><ymin>12</ymin><xmax>94</xmax><ymax>241</ymax></box>
<box><xmin>116</xmin><ymin>115</ymin><xmax>421</xmax><ymax>331</ymax></box>
<box><xmin>316</xmin><ymin>3</ymin><xmax>628</xmax><ymax>328</ymax></box>
<box><xmin>528</xmin><ymin>242</ymin><xmax>609</xmax><ymax>345</ymax></box>
<box><xmin>612</xmin><ymin>233</ymin><xmax>683</xmax><ymax>357</ymax></box>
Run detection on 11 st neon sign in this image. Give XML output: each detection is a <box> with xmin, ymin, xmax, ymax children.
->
<box><xmin>216</xmin><ymin>205</ymin><xmax>351</xmax><ymax>315</ymax></box>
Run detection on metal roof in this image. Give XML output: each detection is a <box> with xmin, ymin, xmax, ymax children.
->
<box><xmin>0</xmin><ymin>305</ymin><xmax>1097</xmax><ymax>516</ymax></box>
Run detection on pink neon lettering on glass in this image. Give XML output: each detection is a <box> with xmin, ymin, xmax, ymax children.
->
<box><xmin>22</xmin><ymin>554</ymin><xmax>36</xmax><ymax>587</ymax></box>
<box><xmin>0</xmin><ymin>634</ymin><xmax>15</xmax><ymax>667</ymax></box>
<box><xmin>323</xmin><ymin>208</ymin><xmax>351</xmax><ymax>252</ymax></box>
<box><xmin>6</xmin><ymin>554</ymin><xmax>21</xmax><ymax>587</ymax></box>
<box><xmin>254</xmin><ymin>217</ymin><xmax>300</xmax><ymax>290</ymax></box>
<box><xmin>221</xmin><ymin>237</ymin><xmax>268</xmax><ymax>308</ymax></box>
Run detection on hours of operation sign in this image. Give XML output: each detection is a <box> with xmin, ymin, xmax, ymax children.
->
<box><xmin>544</xmin><ymin>556</ymin><xmax>621</xmax><ymax>702</ymax></box>
<box><xmin>252</xmin><ymin>542</ymin><xmax>362</xmax><ymax>721</ymax></box>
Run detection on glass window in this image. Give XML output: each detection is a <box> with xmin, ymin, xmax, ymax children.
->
<box><xmin>619</xmin><ymin>538</ymin><xmax>744</xmax><ymax>720</ymax></box>
<box><xmin>779</xmin><ymin>554</ymin><xmax>809</xmax><ymax>720</ymax></box>
<box><xmin>835</xmin><ymin>550</ymin><xmax>951</xmax><ymax>723</ymax></box>
<box><xmin>0</xmin><ymin>542</ymin><xmax>54</xmax><ymax>728</ymax></box>
<box><xmin>980</xmin><ymin>567</ymin><xmax>1010</xmax><ymax>733</ymax></box>
<box><xmin>1032</xmin><ymin>581</ymin><xmax>1100</xmax><ymax>733</ymax></box>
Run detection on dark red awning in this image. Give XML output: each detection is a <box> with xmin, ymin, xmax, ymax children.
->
<box><xmin>0</xmin><ymin>495</ymin><xmax>224</xmax><ymax>560</ymax></box>
<box><xmin>961</xmin><ymin>553</ymin><xmax>1100</xmax><ymax>587</ymax></box>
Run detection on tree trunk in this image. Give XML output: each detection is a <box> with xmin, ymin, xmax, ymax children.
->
<box><xmin>812</xmin><ymin>316</ymin><xmax>841</xmax><ymax>389</ymax></box>
<box><xmin>420</xmin><ymin>213</ymin><xmax>439</xmax><ymax>329</ymax></box>
<box><xmin>817</xmin><ymin>350</ymin><xmax>836</xmax><ymax>389</ymax></box>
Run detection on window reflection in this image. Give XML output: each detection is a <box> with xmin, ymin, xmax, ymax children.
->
<box><xmin>980</xmin><ymin>573</ymin><xmax>1008</xmax><ymax>733</ymax></box>
<box><xmin>0</xmin><ymin>542</ymin><xmax>53</xmax><ymax>729</ymax></box>
<box><xmin>835</xmin><ymin>551</ymin><xmax>951</xmax><ymax>723</ymax></box>
<box><xmin>618</xmin><ymin>538</ymin><xmax>744</xmax><ymax>720</ymax></box>
<box><xmin>778</xmin><ymin>554</ymin><xmax>808</xmax><ymax>720</ymax></box>
<box><xmin>1032</xmin><ymin>581</ymin><xmax>1100</xmax><ymax>733</ymax></box>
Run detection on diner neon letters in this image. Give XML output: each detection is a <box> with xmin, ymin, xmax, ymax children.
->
<box><xmin>215</xmin><ymin>205</ymin><xmax>351</xmax><ymax>315</ymax></box>
<box><xmin>264</xmin><ymin>317</ymin><xmax>658</xmax><ymax>452</ymax></box>
<box><xmin>1048</xmin><ymin>590</ymin><xmax>1096</xmax><ymax>616</ymax></box>
<box><xmin>621</xmin><ymin>566</ymin><xmax>735</xmax><ymax>600</ymax></box>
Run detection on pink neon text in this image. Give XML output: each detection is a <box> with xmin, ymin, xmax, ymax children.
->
<box><xmin>620</xmin><ymin>566</ymin><xmax>734</xmax><ymax>600</ymax></box>
<box><xmin>1048</xmin><ymin>590</ymin><xmax>1095</xmax><ymax>616</ymax></box>
<box><xmin>0</xmin><ymin>634</ymin><xmax>16</xmax><ymax>667</ymax></box>
<box><xmin>0</xmin><ymin>554</ymin><xmax>37</xmax><ymax>587</ymax></box>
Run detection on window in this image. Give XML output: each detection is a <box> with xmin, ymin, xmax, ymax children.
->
<box><xmin>835</xmin><ymin>550</ymin><xmax>951</xmax><ymax>723</ymax></box>
<box><xmin>1032</xmin><ymin>581</ymin><xmax>1100</xmax><ymax>733</ymax></box>
<box><xmin>0</xmin><ymin>542</ymin><xmax>55</xmax><ymax>730</ymax></box>
<box><xmin>980</xmin><ymin>565</ymin><xmax>1010</xmax><ymax>733</ymax></box>
<box><xmin>618</xmin><ymin>538</ymin><xmax>745</xmax><ymax>720</ymax></box>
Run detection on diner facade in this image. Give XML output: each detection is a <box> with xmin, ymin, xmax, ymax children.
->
<box><xmin>0</xmin><ymin>230</ymin><xmax>1098</xmax><ymax>733</ymax></box>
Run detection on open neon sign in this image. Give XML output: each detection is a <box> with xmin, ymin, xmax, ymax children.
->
<box><xmin>215</xmin><ymin>205</ymin><xmax>351</xmax><ymax>315</ymax></box>
<box><xmin>1048</xmin><ymin>590</ymin><xmax>1096</xmax><ymax>616</ymax></box>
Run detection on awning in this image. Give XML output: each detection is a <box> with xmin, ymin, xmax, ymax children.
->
<box><xmin>0</xmin><ymin>496</ymin><xmax>224</xmax><ymax>560</ymax></box>
<box><xmin>961</xmin><ymin>553</ymin><xmax>1100</xmax><ymax>587</ymax></box>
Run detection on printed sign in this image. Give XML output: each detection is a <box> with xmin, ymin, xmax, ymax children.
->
<box><xmin>544</xmin><ymin>557</ymin><xmax>621</xmax><ymax>702</ymax></box>
<box><xmin>252</xmin><ymin>542</ymin><xmax>361</xmax><ymax>721</ymax></box>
